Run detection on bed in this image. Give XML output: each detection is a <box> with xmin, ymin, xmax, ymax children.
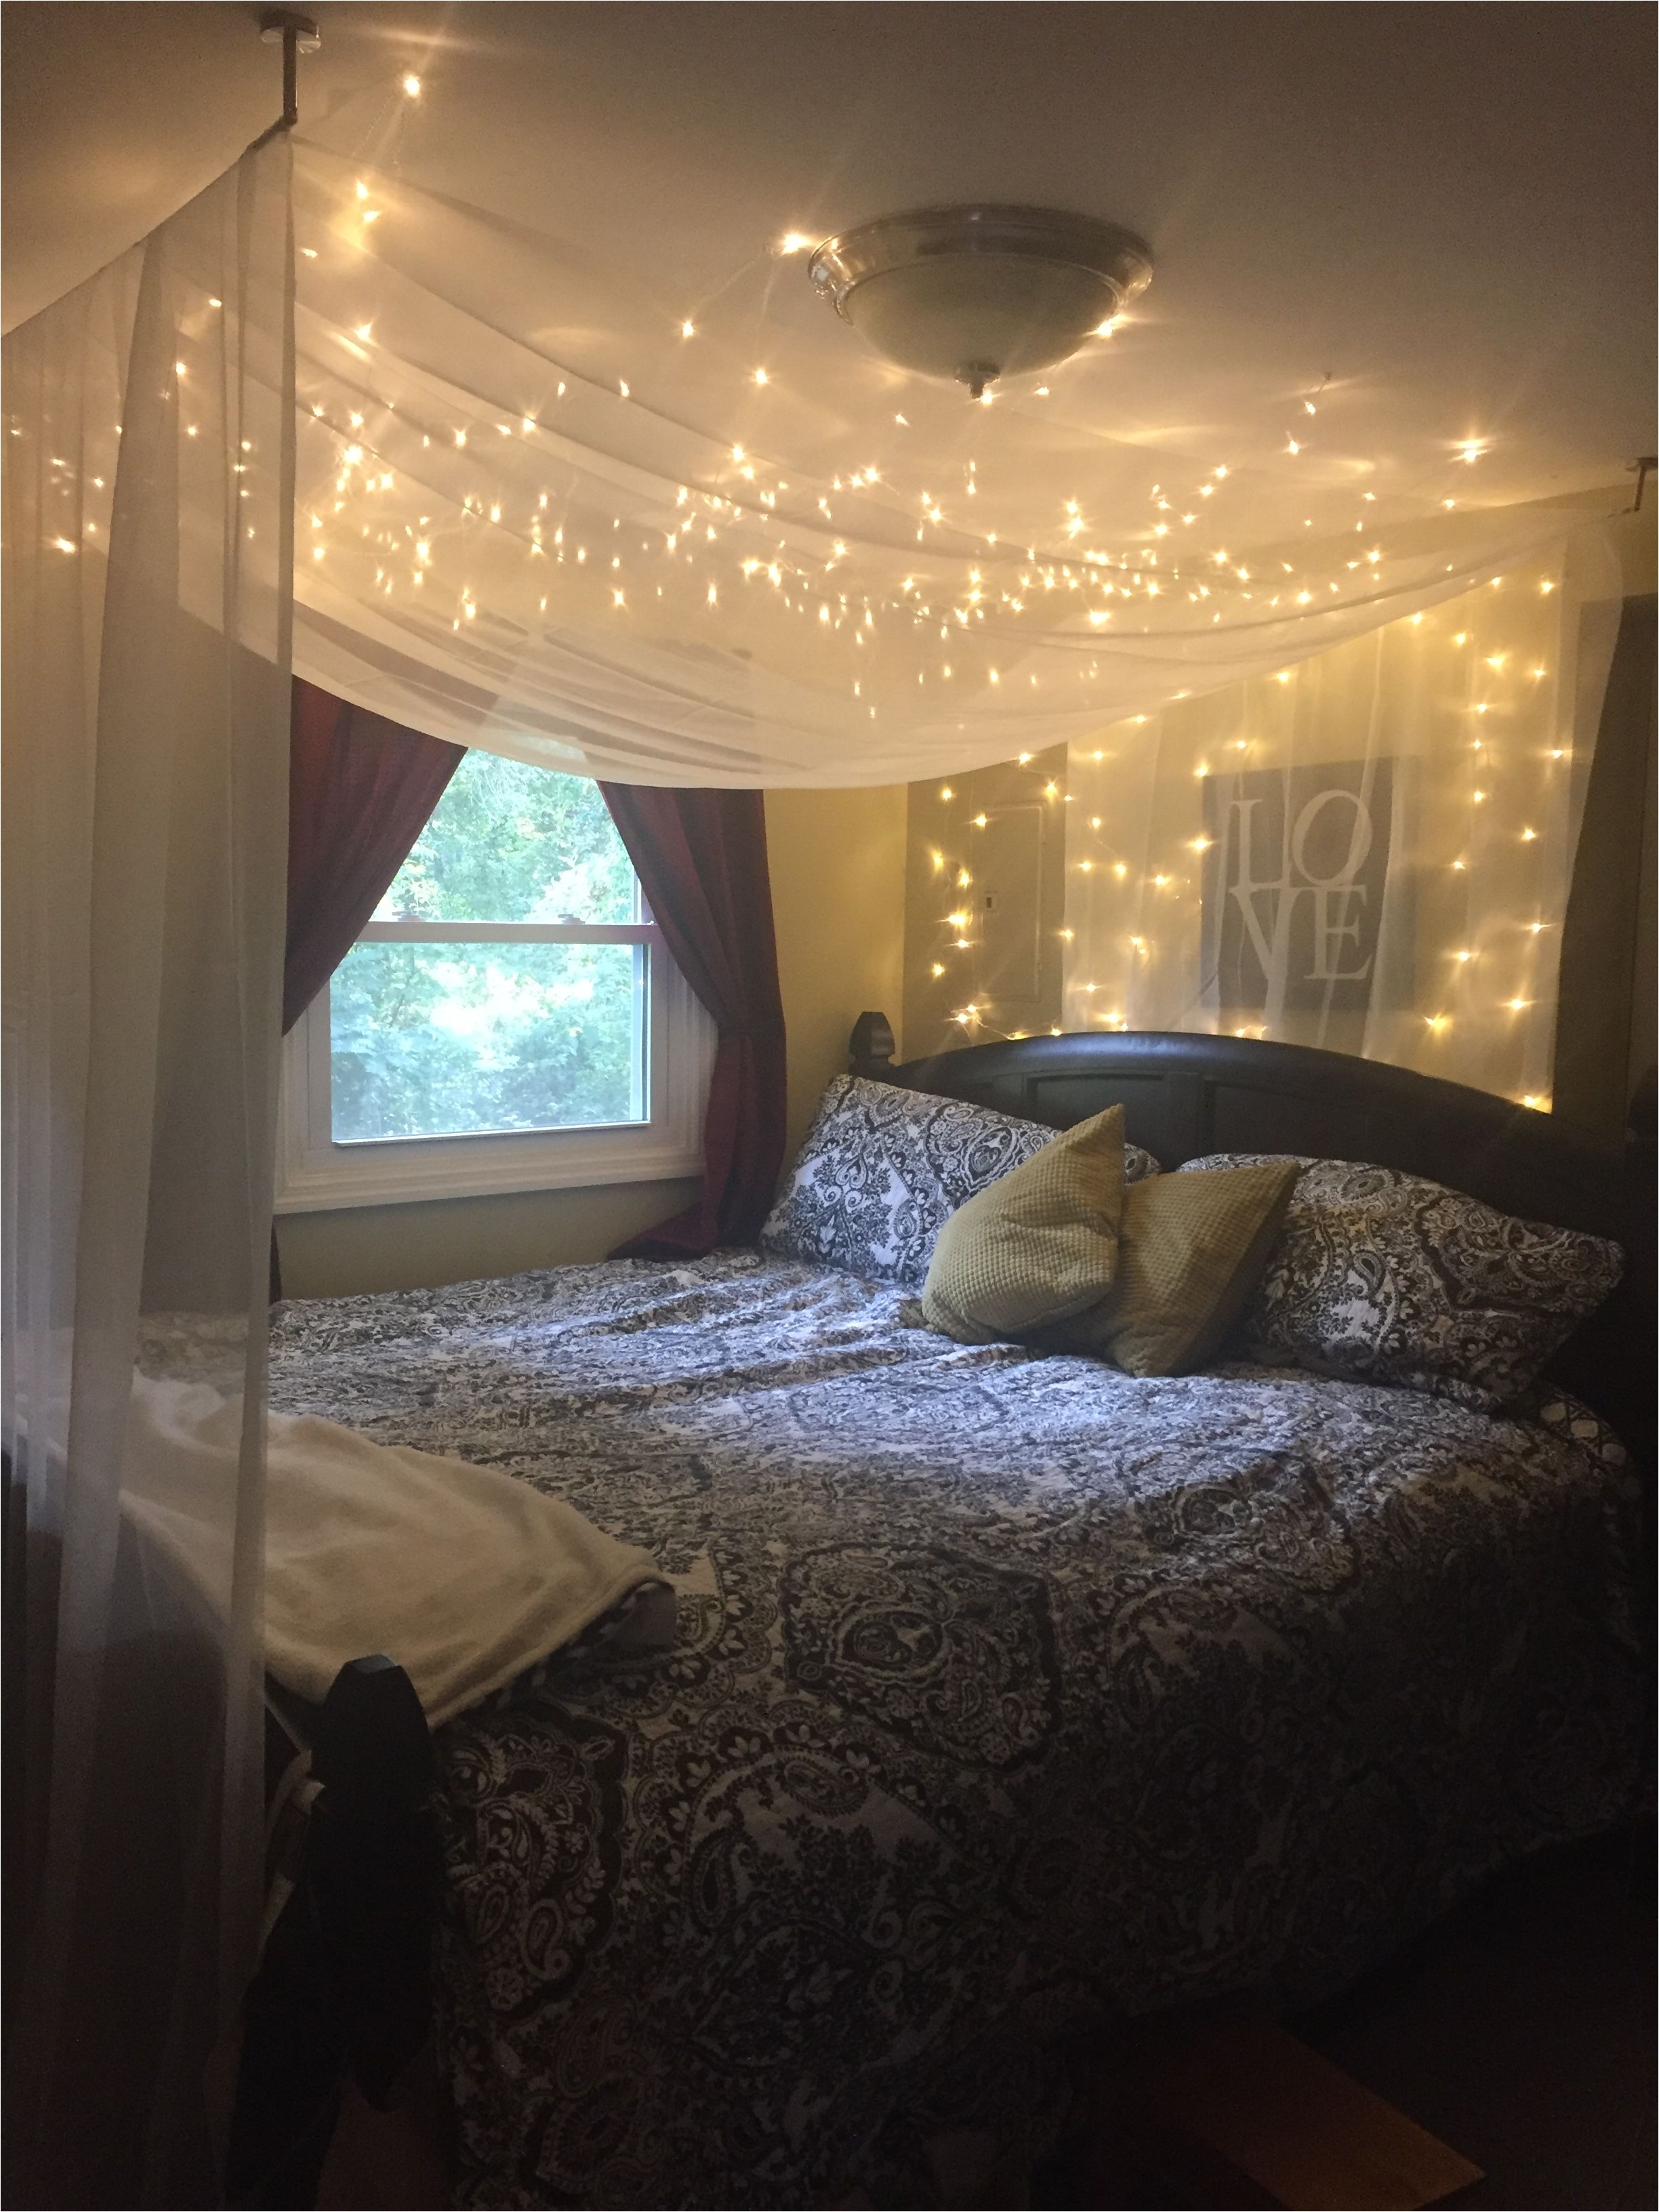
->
<box><xmin>258</xmin><ymin>1027</ymin><xmax>1654</xmax><ymax>2211</ymax></box>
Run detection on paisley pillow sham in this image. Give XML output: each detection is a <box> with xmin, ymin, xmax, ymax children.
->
<box><xmin>761</xmin><ymin>1074</ymin><xmax>1159</xmax><ymax>1290</ymax></box>
<box><xmin>1178</xmin><ymin>1152</ymin><xmax>1624</xmax><ymax>1412</ymax></box>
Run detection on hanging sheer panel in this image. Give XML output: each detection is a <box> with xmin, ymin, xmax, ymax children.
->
<box><xmin>2</xmin><ymin>141</ymin><xmax>294</xmax><ymax>2206</ymax></box>
<box><xmin>1053</xmin><ymin>528</ymin><xmax>1620</xmax><ymax>1105</ymax></box>
<box><xmin>281</xmin><ymin>142</ymin><xmax>1620</xmax><ymax>788</ymax></box>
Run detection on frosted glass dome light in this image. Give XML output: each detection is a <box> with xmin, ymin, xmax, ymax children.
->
<box><xmin>808</xmin><ymin>204</ymin><xmax>1153</xmax><ymax>399</ymax></box>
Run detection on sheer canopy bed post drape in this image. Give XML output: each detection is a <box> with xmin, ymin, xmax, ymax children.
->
<box><xmin>1</xmin><ymin>140</ymin><xmax>296</xmax><ymax>2207</ymax></box>
<box><xmin>598</xmin><ymin>783</ymin><xmax>788</xmax><ymax>1252</ymax></box>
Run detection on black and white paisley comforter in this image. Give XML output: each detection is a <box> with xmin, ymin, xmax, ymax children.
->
<box><xmin>270</xmin><ymin>1252</ymin><xmax>1643</xmax><ymax>2211</ymax></box>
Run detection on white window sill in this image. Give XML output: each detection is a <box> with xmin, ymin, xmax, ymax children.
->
<box><xmin>274</xmin><ymin>1124</ymin><xmax>705</xmax><ymax>1213</ymax></box>
<box><xmin>276</xmin><ymin>956</ymin><xmax>714</xmax><ymax>1214</ymax></box>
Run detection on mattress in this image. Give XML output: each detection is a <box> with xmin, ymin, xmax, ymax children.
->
<box><xmin>270</xmin><ymin>1250</ymin><xmax>1645</xmax><ymax>2209</ymax></box>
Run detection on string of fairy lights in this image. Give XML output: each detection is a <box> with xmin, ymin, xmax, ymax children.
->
<box><xmin>240</xmin><ymin>69</ymin><xmax>1539</xmax><ymax>744</ymax></box>
<box><xmin>18</xmin><ymin>68</ymin><xmax>1519</xmax><ymax>785</ymax></box>
<box><xmin>12</xmin><ymin>57</ymin><xmax>1612</xmax><ymax>1113</ymax></box>
<box><xmin>915</xmin><ymin>551</ymin><xmax>1580</xmax><ymax>1109</ymax></box>
<box><xmin>13</xmin><ymin>60</ymin><xmax>1559</xmax><ymax>695</ymax></box>
<box><xmin>289</xmin><ymin>334</ymin><xmax>1495</xmax><ymax>677</ymax></box>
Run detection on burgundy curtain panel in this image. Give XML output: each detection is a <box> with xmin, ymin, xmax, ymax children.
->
<box><xmin>283</xmin><ymin>677</ymin><xmax>464</xmax><ymax>1034</ymax></box>
<box><xmin>598</xmin><ymin>784</ymin><xmax>788</xmax><ymax>1256</ymax></box>
<box><xmin>273</xmin><ymin>680</ymin><xmax>464</xmax><ymax>1295</ymax></box>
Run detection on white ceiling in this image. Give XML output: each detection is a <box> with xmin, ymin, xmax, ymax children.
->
<box><xmin>5</xmin><ymin>1</ymin><xmax>1654</xmax><ymax>518</ymax></box>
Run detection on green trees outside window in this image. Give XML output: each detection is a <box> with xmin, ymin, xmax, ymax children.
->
<box><xmin>330</xmin><ymin>752</ymin><xmax>649</xmax><ymax>1142</ymax></box>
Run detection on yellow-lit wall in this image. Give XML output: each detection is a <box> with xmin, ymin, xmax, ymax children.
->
<box><xmin>274</xmin><ymin>506</ymin><xmax>1652</xmax><ymax>1303</ymax></box>
<box><xmin>894</xmin><ymin>499</ymin><xmax>1656</xmax><ymax>1128</ymax></box>
<box><xmin>904</xmin><ymin>747</ymin><xmax>1068</xmax><ymax>1058</ymax></box>
<box><xmin>766</xmin><ymin>783</ymin><xmax>908</xmax><ymax>1162</ymax></box>
<box><xmin>1556</xmin><ymin>582</ymin><xmax>1656</xmax><ymax>1132</ymax></box>
<box><xmin>275</xmin><ymin>783</ymin><xmax>908</xmax><ymax>1299</ymax></box>
<box><xmin>275</xmin><ymin>1177</ymin><xmax>700</xmax><ymax>1299</ymax></box>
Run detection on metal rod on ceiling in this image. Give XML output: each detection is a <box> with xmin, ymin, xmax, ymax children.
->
<box><xmin>258</xmin><ymin>9</ymin><xmax>320</xmax><ymax>134</ymax></box>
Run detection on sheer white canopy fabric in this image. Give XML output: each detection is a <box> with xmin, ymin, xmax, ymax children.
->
<box><xmin>283</xmin><ymin>142</ymin><xmax>1619</xmax><ymax>788</ymax></box>
<box><xmin>1057</xmin><ymin>527</ymin><xmax>1621</xmax><ymax>1103</ymax></box>
<box><xmin>2</xmin><ymin>141</ymin><xmax>293</xmax><ymax>2205</ymax></box>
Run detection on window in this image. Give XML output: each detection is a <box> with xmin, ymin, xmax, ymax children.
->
<box><xmin>277</xmin><ymin>751</ymin><xmax>713</xmax><ymax>1210</ymax></box>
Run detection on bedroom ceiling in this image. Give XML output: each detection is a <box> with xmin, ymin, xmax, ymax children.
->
<box><xmin>3</xmin><ymin>4</ymin><xmax>1659</xmax><ymax>752</ymax></box>
<box><xmin>5</xmin><ymin>3</ymin><xmax>1654</xmax><ymax>578</ymax></box>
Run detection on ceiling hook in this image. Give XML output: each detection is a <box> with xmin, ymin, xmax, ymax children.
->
<box><xmin>259</xmin><ymin>10</ymin><xmax>321</xmax><ymax>132</ymax></box>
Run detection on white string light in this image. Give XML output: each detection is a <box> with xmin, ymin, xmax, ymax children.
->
<box><xmin>256</xmin><ymin>77</ymin><xmax>1608</xmax><ymax>1067</ymax></box>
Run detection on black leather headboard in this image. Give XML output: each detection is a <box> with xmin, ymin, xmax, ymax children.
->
<box><xmin>848</xmin><ymin>1021</ymin><xmax>1656</xmax><ymax>1471</ymax></box>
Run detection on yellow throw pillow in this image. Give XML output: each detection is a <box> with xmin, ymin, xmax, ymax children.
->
<box><xmin>919</xmin><ymin>1106</ymin><xmax>1127</xmax><ymax>1345</ymax></box>
<box><xmin>1044</xmin><ymin>1160</ymin><xmax>1299</xmax><ymax>1377</ymax></box>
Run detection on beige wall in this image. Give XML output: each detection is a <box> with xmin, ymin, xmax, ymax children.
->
<box><xmin>1545</xmin><ymin>504</ymin><xmax>1656</xmax><ymax>1132</ymax></box>
<box><xmin>766</xmin><ymin>783</ymin><xmax>909</xmax><ymax>1162</ymax></box>
<box><xmin>1631</xmin><ymin>680</ymin><xmax>1657</xmax><ymax>1099</ymax></box>
<box><xmin>1556</xmin><ymin>590</ymin><xmax>1657</xmax><ymax>1134</ymax></box>
<box><xmin>276</xmin><ymin>783</ymin><xmax>908</xmax><ymax>1300</ymax></box>
<box><xmin>276</xmin><ymin>1176</ymin><xmax>701</xmax><ymax>1299</ymax></box>
<box><xmin>1607</xmin><ymin>504</ymin><xmax>1658</xmax><ymax>598</ymax></box>
<box><xmin>276</xmin><ymin>504</ymin><xmax>1654</xmax><ymax>1302</ymax></box>
<box><xmin>893</xmin><ymin>499</ymin><xmax>1656</xmax><ymax>1125</ymax></box>
<box><xmin>903</xmin><ymin>747</ymin><xmax>1068</xmax><ymax>1060</ymax></box>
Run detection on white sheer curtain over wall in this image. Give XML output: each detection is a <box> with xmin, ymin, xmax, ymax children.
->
<box><xmin>1057</xmin><ymin>527</ymin><xmax>1621</xmax><ymax>1103</ymax></box>
<box><xmin>279</xmin><ymin>142</ymin><xmax>1620</xmax><ymax>789</ymax></box>
<box><xmin>3</xmin><ymin>141</ymin><xmax>294</xmax><ymax>2206</ymax></box>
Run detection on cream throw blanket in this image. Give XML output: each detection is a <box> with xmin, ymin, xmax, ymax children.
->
<box><xmin>124</xmin><ymin>1374</ymin><xmax>672</xmax><ymax>1726</ymax></box>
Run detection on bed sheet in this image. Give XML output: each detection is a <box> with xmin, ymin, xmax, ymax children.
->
<box><xmin>270</xmin><ymin>1251</ymin><xmax>1643</xmax><ymax>2209</ymax></box>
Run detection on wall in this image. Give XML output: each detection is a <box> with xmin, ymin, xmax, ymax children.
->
<box><xmin>766</xmin><ymin>783</ymin><xmax>909</xmax><ymax>1162</ymax></box>
<box><xmin>897</xmin><ymin>499</ymin><xmax>1657</xmax><ymax>1126</ymax></box>
<box><xmin>276</xmin><ymin>783</ymin><xmax>908</xmax><ymax>1298</ymax></box>
<box><xmin>1513</xmin><ymin>503</ymin><xmax>1655</xmax><ymax>1132</ymax></box>
<box><xmin>275</xmin><ymin>1176</ymin><xmax>700</xmax><ymax>1298</ymax></box>
<box><xmin>276</xmin><ymin>500</ymin><xmax>1651</xmax><ymax>1301</ymax></box>
<box><xmin>903</xmin><ymin>748</ymin><xmax>1068</xmax><ymax>1060</ymax></box>
<box><xmin>1631</xmin><ymin>689</ymin><xmax>1657</xmax><ymax>1099</ymax></box>
<box><xmin>1555</xmin><ymin>591</ymin><xmax>1657</xmax><ymax>1134</ymax></box>
<box><xmin>1613</xmin><ymin>510</ymin><xmax>1658</xmax><ymax>1110</ymax></box>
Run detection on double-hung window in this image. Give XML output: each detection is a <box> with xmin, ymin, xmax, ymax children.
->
<box><xmin>277</xmin><ymin>749</ymin><xmax>712</xmax><ymax>1211</ymax></box>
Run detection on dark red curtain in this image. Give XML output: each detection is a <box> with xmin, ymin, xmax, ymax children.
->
<box><xmin>273</xmin><ymin>680</ymin><xmax>464</xmax><ymax>1295</ymax></box>
<box><xmin>598</xmin><ymin>785</ymin><xmax>787</xmax><ymax>1256</ymax></box>
<box><xmin>283</xmin><ymin>678</ymin><xmax>464</xmax><ymax>1034</ymax></box>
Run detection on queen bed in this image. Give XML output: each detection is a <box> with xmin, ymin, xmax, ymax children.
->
<box><xmin>260</xmin><ymin>1028</ymin><xmax>1653</xmax><ymax>2210</ymax></box>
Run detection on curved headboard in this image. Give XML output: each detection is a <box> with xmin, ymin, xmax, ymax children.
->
<box><xmin>848</xmin><ymin>1021</ymin><xmax>1656</xmax><ymax>1469</ymax></box>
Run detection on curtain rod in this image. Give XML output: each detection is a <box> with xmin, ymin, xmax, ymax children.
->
<box><xmin>250</xmin><ymin>9</ymin><xmax>319</xmax><ymax>148</ymax></box>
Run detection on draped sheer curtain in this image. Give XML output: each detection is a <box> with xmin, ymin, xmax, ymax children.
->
<box><xmin>279</xmin><ymin>140</ymin><xmax>1618</xmax><ymax>791</ymax></box>
<box><xmin>1057</xmin><ymin>527</ymin><xmax>1622</xmax><ymax>1104</ymax></box>
<box><xmin>2</xmin><ymin>141</ymin><xmax>295</xmax><ymax>2207</ymax></box>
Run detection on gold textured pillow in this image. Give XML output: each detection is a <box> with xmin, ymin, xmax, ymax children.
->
<box><xmin>1044</xmin><ymin>1160</ymin><xmax>1299</xmax><ymax>1376</ymax></box>
<box><xmin>919</xmin><ymin>1107</ymin><xmax>1127</xmax><ymax>1345</ymax></box>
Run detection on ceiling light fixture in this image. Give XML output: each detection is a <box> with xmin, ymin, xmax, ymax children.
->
<box><xmin>808</xmin><ymin>204</ymin><xmax>1151</xmax><ymax>400</ymax></box>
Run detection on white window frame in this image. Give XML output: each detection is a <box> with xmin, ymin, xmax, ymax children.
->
<box><xmin>276</xmin><ymin>914</ymin><xmax>714</xmax><ymax>1213</ymax></box>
